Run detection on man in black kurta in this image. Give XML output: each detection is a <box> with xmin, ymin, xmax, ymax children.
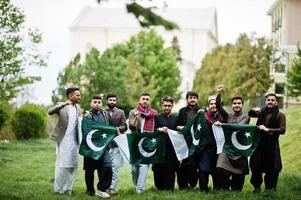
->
<box><xmin>248</xmin><ymin>93</ymin><xmax>286</xmax><ymax>192</ymax></box>
<box><xmin>176</xmin><ymin>91</ymin><xmax>200</xmax><ymax>190</ymax></box>
<box><xmin>152</xmin><ymin>96</ymin><xmax>179</xmax><ymax>191</ymax></box>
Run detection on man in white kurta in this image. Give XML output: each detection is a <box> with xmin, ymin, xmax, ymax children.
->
<box><xmin>48</xmin><ymin>87</ymin><xmax>81</xmax><ymax>194</ymax></box>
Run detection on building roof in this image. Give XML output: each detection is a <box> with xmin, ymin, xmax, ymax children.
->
<box><xmin>70</xmin><ymin>6</ymin><xmax>218</xmax><ymax>38</ymax></box>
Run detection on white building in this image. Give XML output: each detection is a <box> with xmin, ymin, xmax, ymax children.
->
<box><xmin>267</xmin><ymin>0</ymin><xmax>301</xmax><ymax>108</ymax></box>
<box><xmin>69</xmin><ymin>6</ymin><xmax>218</xmax><ymax>108</ymax></box>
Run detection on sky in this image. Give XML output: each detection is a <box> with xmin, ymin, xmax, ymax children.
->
<box><xmin>11</xmin><ymin>0</ymin><xmax>276</xmax><ymax>105</ymax></box>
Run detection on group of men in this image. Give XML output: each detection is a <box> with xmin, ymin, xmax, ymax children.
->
<box><xmin>48</xmin><ymin>84</ymin><xmax>286</xmax><ymax>197</ymax></box>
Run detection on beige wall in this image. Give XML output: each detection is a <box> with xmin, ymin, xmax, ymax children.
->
<box><xmin>287</xmin><ymin>0</ymin><xmax>301</xmax><ymax>45</ymax></box>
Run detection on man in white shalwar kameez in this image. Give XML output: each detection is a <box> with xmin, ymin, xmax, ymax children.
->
<box><xmin>48</xmin><ymin>87</ymin><xmax>81</xmax><ymax>194</ymax></box>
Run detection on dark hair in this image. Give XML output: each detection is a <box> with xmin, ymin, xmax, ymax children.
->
<box><xmin>162</xmin><ymin>96</ymin><xmax>174</xmax><ymax>104</ymax></box>
<box><xmin>106</xmin><ymin>93</ymin><xmax>118</xmax><ymax>100</ymax></box>
<box><xmin>140</xmin><ymin>92</ymin><xmax>150</xmax><ymax>97</ymax></box>
<box><xmin>66</xmin><ymin>87</ymin><xmax>80</xmax><ymax>96</ymax></box>
<box><xmin>265</xmin><ymin>93</ymin><xmax>277</xmax><ymax>99</ymax></box>
<box><xmin>186</xmin><ymin>91</ymin><xmax>198</xmax><ymax>100</ymax></box>
<box><xmin>231</xmin><ymin>96</ymin><xmax>243</xmax><ymax>104</ymax></box>
<box><xmin>91</xmin><ymin>94</ymin><xmax>102</xmax><ymax>101</ymax></box>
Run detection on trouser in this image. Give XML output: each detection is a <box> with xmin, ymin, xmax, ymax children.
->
<box><xmin>153</xmin><ymin>170</ymin><xmax>176</xmax><ymax>191</ymax></box>
<box><xmin>177</xmin><ymin>157</ymin><xmax>198</xmax><ymax>190</ymax></box>
<box><xmin>109</xmin><ymin>147</ymin><xmax>123</xmax><ymax>190</ymax></box>
<box><xmin>85</xmin><ymin>167</ymin><xmax>112</xmax><ymax>193</ymax></box>
<box><xmin>199</xmin><ymin>170</ymin><xmax>217</xmax><ymax>192</ymax></box>
<box><xmin>250</xmin><ymin>169</ymin><xmax>279</xmax><ymax>190</ymax></box>
<box><xmin>54</xmin><ymin>166</ymin><xmax>77</xmax><ymax>194</ymax></box>
<box><xmin>131</xmin><ymin>164</ymin><xmax>149</xmax><ymax>193</ymax></box>
<box><xmin>215</xmin><ymin>167</ymin><xmax>245</xmax><ymax>191</ymax></box>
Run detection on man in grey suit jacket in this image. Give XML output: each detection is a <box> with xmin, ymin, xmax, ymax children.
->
<box><xmin>104</xmin><ymin>93</ymin><xmax>128</xmax><ymax>195</ymax></box>
<box><xmin>48</xmin><ymin>87</ymin><xmax>81</xmax><ymax>194</ymax></box>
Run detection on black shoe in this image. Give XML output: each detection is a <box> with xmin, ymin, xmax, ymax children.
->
<box><xmin>85</xmin><ymin>190</ymin><xmax>95</xmax><ymax>196</ymax></box>
<box><xmin>253</xmin><ymin>188</ymin><xmax>261</xmax><ymax>193</ymax></box>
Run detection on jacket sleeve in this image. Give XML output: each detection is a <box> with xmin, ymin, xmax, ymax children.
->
<box><xmin>248</xmin><ymin>109</ymin><xmax>260</xmax><ymax>118</ymax></box>
<box><xmin>118</xmin><ymin>110</ymin><xmax>128</xmax><ymax>133</ymax></box>
<box><xmin>128</xmin><ymin>110</ymin><xmax>137</xmax><ymax>132</ymax></box>
<box><xmin>268</xmin><ymin>112</ymin><xmax>286</xmax><ymax>135</ymax></box>
<box><xmin>48</xmin><ymin>102</ymin><xmax>65</xmax><ymax>115</ymax></box>
<box><xmin>216</xmin><ymin>94</ymin><xmax>229</xmax><ymax>120</ymax></box>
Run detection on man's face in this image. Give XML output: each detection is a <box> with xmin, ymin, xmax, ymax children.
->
<box><xmin>69</xmin><ymin>90</ymin><xmax>81</xmax><ymax>103</ymax></box>
<box><xmin>107</xmin><ymin>97</ymin><xmax>117</xmax><ymax>109</ymax></box>
<box><xmin>139</xmin><ymin>95</ymin><xmax>150</xmax><ymax>108</ymax></box>
<box><xmin>265</xmin><ymin>95</ymin><xmax>277</xmax><ymax>109</ymax></box>
<box><xmin>187</xmin><ymin>95</ymin><xmax>198</xmax><ymax>107</ymax></box>
<box><xmin>162</xmin><ymin>101</ymin><xmax>173</xmax><ymax>115</ymax></box>
<box><xmin>90</xmin><ymin>99</ymin><xmax>102</xmax><ymax>111</ymax></box>
<box><xmin>208</xmin><ymin>99</ymin><xmax>217</xmax><ymax>113</ymax></box>
<box><xmin>232</xmin><ymin>99</ymin><xmax>243</xmax><ymax>113</ymax></box>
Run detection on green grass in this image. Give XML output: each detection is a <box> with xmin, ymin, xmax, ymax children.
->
<box><xmin>1</xmin><ymin>108</ymin><xmax>301</xmax><ymax>200</ymax></box>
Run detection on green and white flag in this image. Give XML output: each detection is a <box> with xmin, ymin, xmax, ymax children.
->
<box><xmin>212</xmin><ymin>123</ymin><xmax>260</xmax><ymax>157</ymax></box>
<box><xmin>127</xmin><ymin>132</ymin><xmax>165</xmax><ymax>164</ymax></box>
<box><xmin>79</xmin><ymin>117</ymin><xmax>117</xmax><ymax>160</ymax></box>
<box><xmin>167</xmin><ymin>129</ymin><xmax>188</xmax><ymax>161</ymax></box>
<box><xmin>180</xmin><ymin>110</ymin><xmax>210</xmax><ymax>155</ymax></box>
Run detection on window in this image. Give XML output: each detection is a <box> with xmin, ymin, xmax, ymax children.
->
<box><xmin>275</xmin><ymin>82</ymin><xmax>285</xmax><ymax>94</ymax></box>
<box><xmin>274</xmin><ymin>63</ymin><xmax>286</xmax><ymax>73</ymax></box>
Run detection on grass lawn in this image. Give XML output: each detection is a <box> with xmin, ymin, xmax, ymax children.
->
<box><xmin>0</xmin><ymin>108</ymin><xmax>301</xmax><ymax>200</ymax></box>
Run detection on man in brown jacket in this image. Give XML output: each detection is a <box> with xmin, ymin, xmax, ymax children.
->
<box><xmin>48</xmin><ymin>87</ymin><xmax>81</xmax><ymax>194</ymax></box>
<box><xmin>248</xmin><ymin>93</ymin><xmax>286</xmax><ymax>193</ymax></box>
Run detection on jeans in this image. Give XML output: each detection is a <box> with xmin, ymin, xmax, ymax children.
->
<box><xmin>131</xmin><ymin>164</ymin><xmax>149</xmax><ymax>193</ymax></box>
<box><xmin>109</xmin><ymin>147</ymin><xmax>123</xmax><ymax>190</ymax></box>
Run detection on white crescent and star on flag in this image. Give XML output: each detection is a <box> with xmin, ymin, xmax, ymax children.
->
<box><xmin>138</xmin><ymin>137</ymin><xmax>157</xmax><ymax>157</ymax></box>
<box><xmin>86</xmin><ymin>130</ymin><xmax>107</xmax><ymax>152</ymax></box>
<box><xmin>231</xmin><ymin>130</ymin><xmax>252</xmax><ymax>150</ymax></box>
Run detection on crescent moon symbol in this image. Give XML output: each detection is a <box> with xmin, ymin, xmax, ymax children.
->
<box><xmin>86</xmin><ymin>130</ymin><xmax>106</xmax><ymax>152</ymax></box>
<box><xmin>191</xmin><ymin>125</ymin><xmax>200</xmax><ymax>145</ymax></box>
<box><xmin>138</xmin><ymin>137</ymin><xmax>157</xmax><ymax>157</ymax></box>
<box><xmin>231</xmin><ymin>131</ymin><xmax>252</xmax><ymax>150</ymax></box>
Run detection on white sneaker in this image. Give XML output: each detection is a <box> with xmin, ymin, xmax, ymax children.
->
<box><xmin>95</xmin><ymin>190</ymin><xmax>110</xmax><ymax>199</ymax></box>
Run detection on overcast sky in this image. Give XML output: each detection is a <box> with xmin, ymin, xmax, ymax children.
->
<box><xmin>11</xmin><ymin>0</ymin><xmax>276</xmax><ymax>105</ymax></box>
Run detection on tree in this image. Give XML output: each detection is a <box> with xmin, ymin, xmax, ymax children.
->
<box><xmin>0</xmin><ymin>0</ymin><xmax>46</xmax><ymax>101</ymax></box>
<box><xmin>97</xmin><ymin>1</ymin><xmax>179</xmax><ymax>30</ymax></box>
<box><xmin>287</xmin><ymin>45</ymin><xmax>301</xmax><ymax>98</ymax></box>
<box><xmin>53</xmin><ymin>30</ymin><xmax>181</xmax><ymax>113</ymax></box>
<box><xmin>194</xmin><ymin>33</ymin><xmax>275</xmax><ymax>106</ymax></box>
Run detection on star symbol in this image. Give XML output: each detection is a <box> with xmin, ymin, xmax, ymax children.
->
<box><xmin>244</xmin><ymin>132</ymin><xmax>251</xmax><ymax>138</ymax></box>
<box><xmin>151</xmin><ymin>138</ymin><xmax>157</xmax><ymax>144</ymax></box>
<box><xmin>102</xmin><ymin>133</ymin><xmax>107</xmax><ymax>138</ymax></box>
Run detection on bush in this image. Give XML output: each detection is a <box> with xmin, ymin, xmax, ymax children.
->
<box><xmin>11</xmin><ymin>103</ymin><xmax>47</xmax><ymax>139</ymax></box>
<box><xmin>0</xmin><ymin>101</ymin><xmax>11</xmax><ymax>130</ymax></box>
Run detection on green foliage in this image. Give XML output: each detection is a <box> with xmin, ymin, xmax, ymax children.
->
<box><xmin>0</xmin><ymin>101</ymin><xmax>11</xmax><ymax>130</ymax></box>
<box><xmin>126</xmin><ymin>2</ymin><xmax>179</xmax><ymax>30</ymax></box>
<box><xmin>53</xmin><ymin>30</ymin><xmax>181</xmax><ymax>113</ymax></box>
<box><xmin>194</xmin><ymin>33</ymin><xmax>275</xmax><ymax>106</ymax></box>
<box><xmin>0</xmin><ymin>0</ymin><xmax>46</xmax><ymax>101</ymax></box>
<box><xmin>287</xmin><ymin>46</ymin><xmax>301</xmax><ymax>98</ymax></box>
<box><xmin>11</xmin><ymin>103</ymin><xmax>47</xmax><ymax>139</ymax></box>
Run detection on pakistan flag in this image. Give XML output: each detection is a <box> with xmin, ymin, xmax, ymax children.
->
<box><xmin>212</xmin><ymin>123</ymin><xmax>260</xmax><ymax>157</ymax></box>
<box><xmin>180</xmin><ymin>110</ymin><xmax>210</xmax><ymax>155</ymax></box>
<box><xmin>79</xmin><ymin>117</ymin><xmax>117</xmax><ymax>160</ymax></box>
<box><xmin>127</xmin><ymin>132</ymin><xmax>165</xmax><ymax>164</ymax></box>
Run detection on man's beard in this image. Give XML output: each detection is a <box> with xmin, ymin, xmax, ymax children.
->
<box><xmin>108</xmin><ymin>103</ymin><xmax>116</xmax><ymax>109</ymax></box>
